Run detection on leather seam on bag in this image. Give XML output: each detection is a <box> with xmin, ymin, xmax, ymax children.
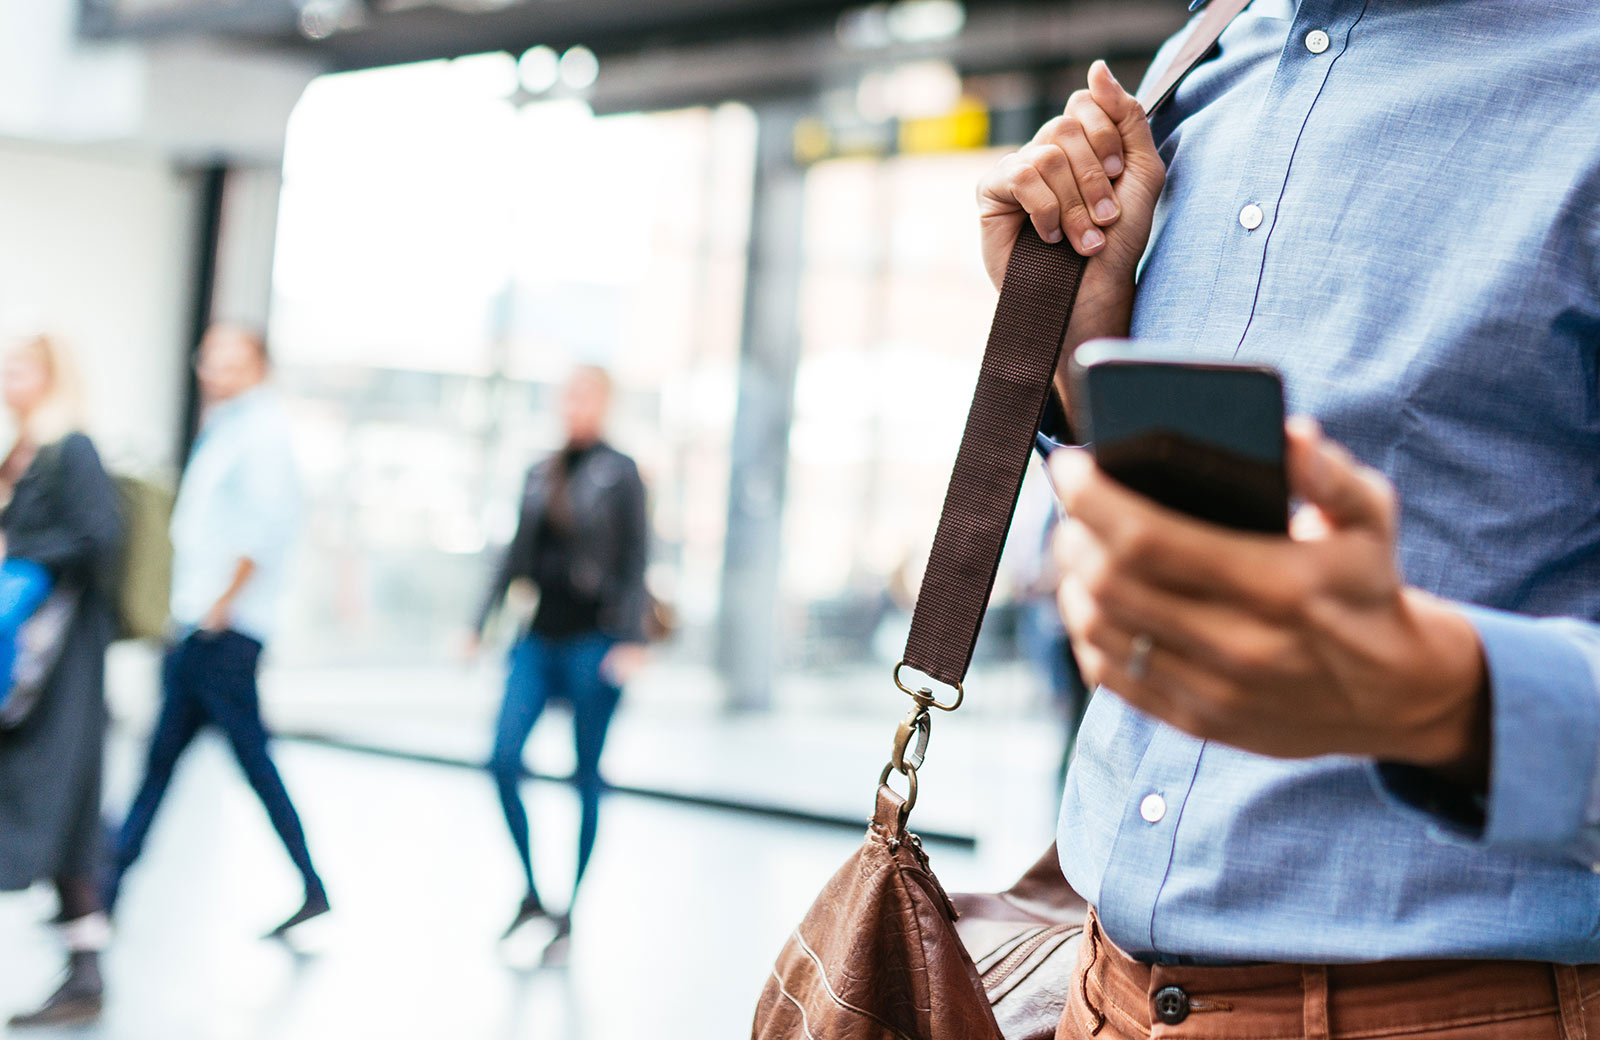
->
<box><xmin>767</xmin><ymin>966</ymin><xmax>822</xmax><ymax>1040</ymax></box>
<box><xmin>893</xmin><ymin>862</ymin><xmax>946</xmax><ymax>1030</ymax></box>
<box><xmin>791</xmin><ymin>928</ymin><xmax>921</xmax><ymax>1040</ymax></box>
<box><xmin>983</xmin><ymin>923</ymin><xmax>1082</xmax><ymax>994</ymax></box>
<box><xmin>973</xmin><ymin>927</ymin><xmax>1041</xmax><ymax>973</ymax></box>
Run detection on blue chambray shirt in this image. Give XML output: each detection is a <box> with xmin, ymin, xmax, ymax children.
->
<box><xmin>1054</xmin><ymin>0</ymin><xmax>1600</xmax><ymax>964</ymax></box>
<box><xmin>169</xmin><ymin>388</ymin><xmax>301</xmax><ymax>645</ymax></box>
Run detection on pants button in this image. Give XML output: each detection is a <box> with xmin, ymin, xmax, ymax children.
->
<box><xmin>1153</xmin><ymin>985</ymin><xmax>1191</xmax><ymax>1025</ymax></box>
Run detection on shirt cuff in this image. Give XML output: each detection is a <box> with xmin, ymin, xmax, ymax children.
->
<box><xmin>1374</xmin><ymin>604</ymin><xmax>1600</xmax><ymax>852</ymax></box>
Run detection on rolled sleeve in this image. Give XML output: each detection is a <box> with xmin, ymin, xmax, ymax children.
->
<box><xmin>1375</xmin><ymin>604</ymin><xmax>1600</xmax><ymax>863</ymax></box>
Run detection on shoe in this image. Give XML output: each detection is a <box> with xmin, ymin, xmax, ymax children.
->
<box><xmin>501</xmin><ymin>892</ymin><xmax>548</xmax><ymax>940</ymax></box>
<box><xmin>8</xmin><ymin>976</ymin><xmax>103</xmax><ymax>1029</ymax></box>
<box><xmin>8</xmin><ymin>993</ymin><xmax>102</xmax><ymax>1029</ymax></box>
<box><xmin>266</xmin><ymin>887</ymin><xmax>331</xmax><ymax>939</ymax></box>
<box><xmin>540</xmin><ymin>913</ymin><xmax>573</xmax><ymax>966</ymax></box>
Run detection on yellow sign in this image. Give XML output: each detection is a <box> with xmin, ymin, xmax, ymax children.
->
<box><xmin>899</xmin><ymin>97</ymin><xmax>990</xmax><ymax>155</ymax></box>
<box><xmin>793</xmin><ymin>97</ymin><xmax>992</xmax><ymax>165</ymax></box>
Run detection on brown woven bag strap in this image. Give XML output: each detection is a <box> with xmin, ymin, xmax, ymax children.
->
<box><xmin>900</xmin><ymin>223</ymin><xmax>1084</xmax><ymax>691</ymax></box>
<box><xmin>1137</xmin><ymin>0</ymin><xmax>1256</xmax><ymax>115</ymax></box>
<box><xmin>899</xmin><ymin>0</ymin><xmax>1253</xmax><ymax>693</ymax></box>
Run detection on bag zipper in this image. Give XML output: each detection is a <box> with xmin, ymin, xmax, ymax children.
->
<box><xmin>982</xmin><ymin>922</ymin><xmax>1082</xmax><ymax>994</ymax></box>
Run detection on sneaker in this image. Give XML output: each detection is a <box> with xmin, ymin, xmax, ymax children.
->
<box><xmin>540</xmin><ymin>914</ymin><xmax>573</xmax><ymax>966</ymax></box>
<box><xmin>266</xmin><ymin>887</ymin><xmax>331</xmax><ymax>939</ymax></box>
<box><xmin>8</xmin><ymin>987</ymin><xmax>103</xmax><ymax>1029</ymax></box>
<box><xmin>501</xmin><ymin>892</ymin><xmax>548</xmax><ymax>940</ymax></box>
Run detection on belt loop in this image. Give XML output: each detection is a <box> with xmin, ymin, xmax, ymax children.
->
<box><xmin>1555</xmin><ymin>965</ymin><xmax>1589</xmax><ymax>1040</ymax></box>
<box><xmin>1078</xmin><ymin>912</ymin><xmax>1106</xmax><ymax>1037</ymax></box>
<box><xmin>1301</xmin><ymin>965</ymin><xmax>1330</xmax><ymax>1040</ymax></box>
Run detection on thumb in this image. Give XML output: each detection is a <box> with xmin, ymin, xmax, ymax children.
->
<box><xmin>1086</xmin><ymin>59</ymin><xmax>1142</xmax><ymax>127</ymax></box>
<box><xmin>1286</xmin><ymin>416</ymin><xmax>1396</xmax><ymax>536</ymax></box>
<box><xmin>1087</xmin><ymin>61</ymin><xmax>1163</xmax><ymax>194</ymax></box>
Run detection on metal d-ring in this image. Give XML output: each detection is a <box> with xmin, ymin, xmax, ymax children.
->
<box><xmin>893</xmin><ymin>661</ymin><xmax>965</xmax><ymax>712</ymax></box>
<box><xmin>878</xmin><ymin>761</ymin><xmax>919</xmax><ymax>819</ymax></box>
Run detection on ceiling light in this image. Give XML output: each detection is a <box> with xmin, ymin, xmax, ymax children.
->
<box><xmin>559</xmin><ymin>46</ymin><xmax>600</xmax><ymax>91</ymax></box>
<box><xmin>887</xmin><ymin>1</ymin><xmax>966</xmax><ymax>43</ymax></box>
<box><xmin>837</xmin><ymin>5</ymin><xmax>893</xmax><ymax>50</ymax></box>
<box><xmin>297</xmin><ymin>0</ymin><xmax>363</xmax><ymax>39</ymax></box>
<box><xmin>519</xmin><ymin>45</ymin><xmax>560</xmax><ymax>93</ymax></box>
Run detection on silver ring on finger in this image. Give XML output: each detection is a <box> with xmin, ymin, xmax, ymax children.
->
<box><xmin>1126</xmin><ymin>632</ymin><xmax>1155</xmax><ymax>681</ymax></box>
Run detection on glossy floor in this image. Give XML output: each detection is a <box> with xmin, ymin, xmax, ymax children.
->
<box><xmin>0</xmin><ymin>731</ymin><xmax>1054</xmax><ymax>1039</ymax></box>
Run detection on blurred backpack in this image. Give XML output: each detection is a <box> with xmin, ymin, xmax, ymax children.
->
<box><xmin>112</xmin><ymin>474</ymin><xmax>174</xmax><ymax>642</ymax></box>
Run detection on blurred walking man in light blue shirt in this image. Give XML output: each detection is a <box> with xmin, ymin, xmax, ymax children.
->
<box><xmin>107</xmin><ymin>325</ymin><xmax>328</xmax><ymax>938</ymax></box>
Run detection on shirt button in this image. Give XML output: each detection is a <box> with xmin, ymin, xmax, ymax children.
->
<box><xmin>1239</xmin><ymin>203</ymin><xmax>1264</xmax><ymax>230</ymax></box>
<box><xmin>1591</xmin><ymin>862</ymin><xmax>1600</xmax><ymax>874</ymax></box>
<box><xmin>1153</xmin><ymin>986</ymin><xmax>1191</xmax><ymax>1025</ymax></box>
<box><xmin>1305</xmin><ymin>29</ymin><xmax>1331</xmax><ymax>54</ymax></box>
<box><xmin>1139</xmin><ymin>793</ymin><xmax>1167</xmax><ymax>823</ymax></box>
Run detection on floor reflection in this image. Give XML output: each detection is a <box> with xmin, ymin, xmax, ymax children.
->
<box><xmin>1</xmin><ymin>735</ymin><xmax>999</xmax><ymax>1039</ymax></box>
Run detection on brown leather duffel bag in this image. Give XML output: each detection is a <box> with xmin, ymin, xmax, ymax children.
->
<box><xmin>752</xmin><ymin>5</ymin><xmax>1252</xmax><ymax>1037</ymax></box>
<box><xmin>753</xmin><ymin>755</ymin><xmax>1085</xmax><ymax>1040</ymax></box>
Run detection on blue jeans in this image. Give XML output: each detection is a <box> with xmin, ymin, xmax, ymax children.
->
<box><xmin>110</xmin><ymin>631</ymin><xmax>323</xmax><ymax>904</ymax></box>
<box><xmin>489</xmin><ymin>631</ymin><xmax>620</xmax><ymax>905</ymax></box>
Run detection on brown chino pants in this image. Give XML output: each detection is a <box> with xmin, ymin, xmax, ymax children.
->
<box><xmin>1058</xmin><ymin>909</ymin><xmax>1600</xmax><ymax>1040</ymax></box>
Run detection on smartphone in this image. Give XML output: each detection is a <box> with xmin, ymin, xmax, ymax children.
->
<box><xmin>1065</xmin><ymin>341</ymin><xmax>1290</xmax><ymax>534</ymax></box>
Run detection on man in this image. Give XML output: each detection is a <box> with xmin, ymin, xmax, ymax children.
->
<box><xmin>976</xmin><ymin>2</ymin><xmax>1600</xmax><ymax>1036</ymax></box>
<box><xmin>106</xmin><ymin>324</ymin><xmax>328</xmax><ymax>938</ymax></box>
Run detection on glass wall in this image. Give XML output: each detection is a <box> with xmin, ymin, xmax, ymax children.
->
<box><xmin>267</xmin><ymin>58</ymin><xmax>1060</xmax><ymax>708</ymax></box>
<box><xmin>258</xmin><ymin>53</ymin><xmax>1074</xmax><ymax>832</ymax></box>
<box><xmin>270</xmin><ymin>60</ymin><xmax>756</xmax><ymax>667</ymax></box>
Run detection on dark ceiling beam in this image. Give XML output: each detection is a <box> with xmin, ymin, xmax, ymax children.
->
<box><xmin>78</xmin><ymin>0</ymin><xmax>300</xmax><ymax>41</ymax></box>
<box><xmin>76</xmin><ymin>0</ymin><xmax>1190</xmax><ymax>115</ymax></box>
<box><xmin>81</xmin><ymin>0</ymin><xmax>1190</xmax><ymax>73</ymax></box>
<box><xmin>584</xmin><ymin>0</ymin><xmax>1187</xmax><ymax>114</ymax></box>
<box><xmin>322</xmin><ymin>0</ymin><xmax>864</xmax><ymax>70</ymax></box>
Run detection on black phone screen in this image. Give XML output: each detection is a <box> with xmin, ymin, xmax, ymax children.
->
<box><xmin>1068</xmin><ymin>351</ymin><xmax>1289</xmax><ymax>534</ymax></box>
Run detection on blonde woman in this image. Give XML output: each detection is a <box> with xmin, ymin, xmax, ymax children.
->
<box><xmin>0</xmin><ymin>334</ymin><xmax>121</xmax><ymax>1029</ymax></box>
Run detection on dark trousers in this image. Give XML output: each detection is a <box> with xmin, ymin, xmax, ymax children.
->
<box><xmin>111</xmin><ymin>630</ymin><xmax>322</xmax><ymax>899</ymax></box>
<box><xmin>489</xmin><ymin>630</ymin><xmax>620</xmax><ymax>904</ymax></box>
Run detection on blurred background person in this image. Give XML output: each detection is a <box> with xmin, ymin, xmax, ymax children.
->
<box><xmin>469</xmin><ymin>365</ymin><xmax>649</xmax><ymax>949</ymax></box>
<box><xmin>0</xmin><ymin>334</ymin><xmax>122</xmax><ymax>1028</ymax></box>
<box><xmin>104</xmin><ymin>324</ymin><xmax>328</xmax><ymax>938</ymax></box>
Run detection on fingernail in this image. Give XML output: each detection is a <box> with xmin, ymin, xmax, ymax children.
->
<box><xmin>1286</xmin><ymin>415</ymin><xmax>1321</xmax><ymax>440</ymax></box>
<box><xmin>1081</xmin><ymin>228</ymin><xmax>1104</xmax><ymax>250</ymax></box>
<box><xmin>1045</xmin><ymin>228</ymin><xmax>1064</xmax><ymax>244</ymax></box>
<box><xmin>1050</xmin><ymin>447</ymin><xmax>1093</xmax><ymax>487</ymax></box>
<box><xmin>1103</xmin><ymin>154</ymin><xmax>1123</xmax><ymax>177</ymax></box>
<box><xmin>1094</xmin><ymin>199</ymin><xmax>1118</xmax><ymax>222</ymax></box>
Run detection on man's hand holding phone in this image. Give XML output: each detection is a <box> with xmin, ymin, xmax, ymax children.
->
<box><xmin>1006</xmin><ymin>60</ymin><xmax>1488</xmax><ymax>786</ymax></box>
<box><xmin>1048</xmin><ymin>419</ymin><xmax>1491</xmax><ymax>786</ymax></box>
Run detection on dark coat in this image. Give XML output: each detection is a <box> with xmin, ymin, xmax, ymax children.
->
<box><xmin>476</xmin><ymin>442</ymin><xmax>648</xmax><ymax>643</ymax></box>
<box><xmin>0</xmin><ymin>432</ymin><xmax>122</xmax><ymax>890</ymax></box>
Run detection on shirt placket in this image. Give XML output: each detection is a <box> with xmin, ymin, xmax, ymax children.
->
<box><xmin>1096</xmin><ymin>0</ymin><xmax>1370</xmax><ymax>959</ymax></box>
<box><xmin>1193</xmin><ymin>0</ymin><xmax>1369</xmax><ymax>353</ymax></box>
<box><xmin>1093</xmin><ymin>726</ymin><xmax>1205</xmax><ymax>959</ymax></box>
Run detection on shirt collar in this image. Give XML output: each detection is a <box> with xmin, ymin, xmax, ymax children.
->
<box><xmin>201</xmin><ymin>385</ymin><xmax>270</xmax><ymax>432</ymax></box>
